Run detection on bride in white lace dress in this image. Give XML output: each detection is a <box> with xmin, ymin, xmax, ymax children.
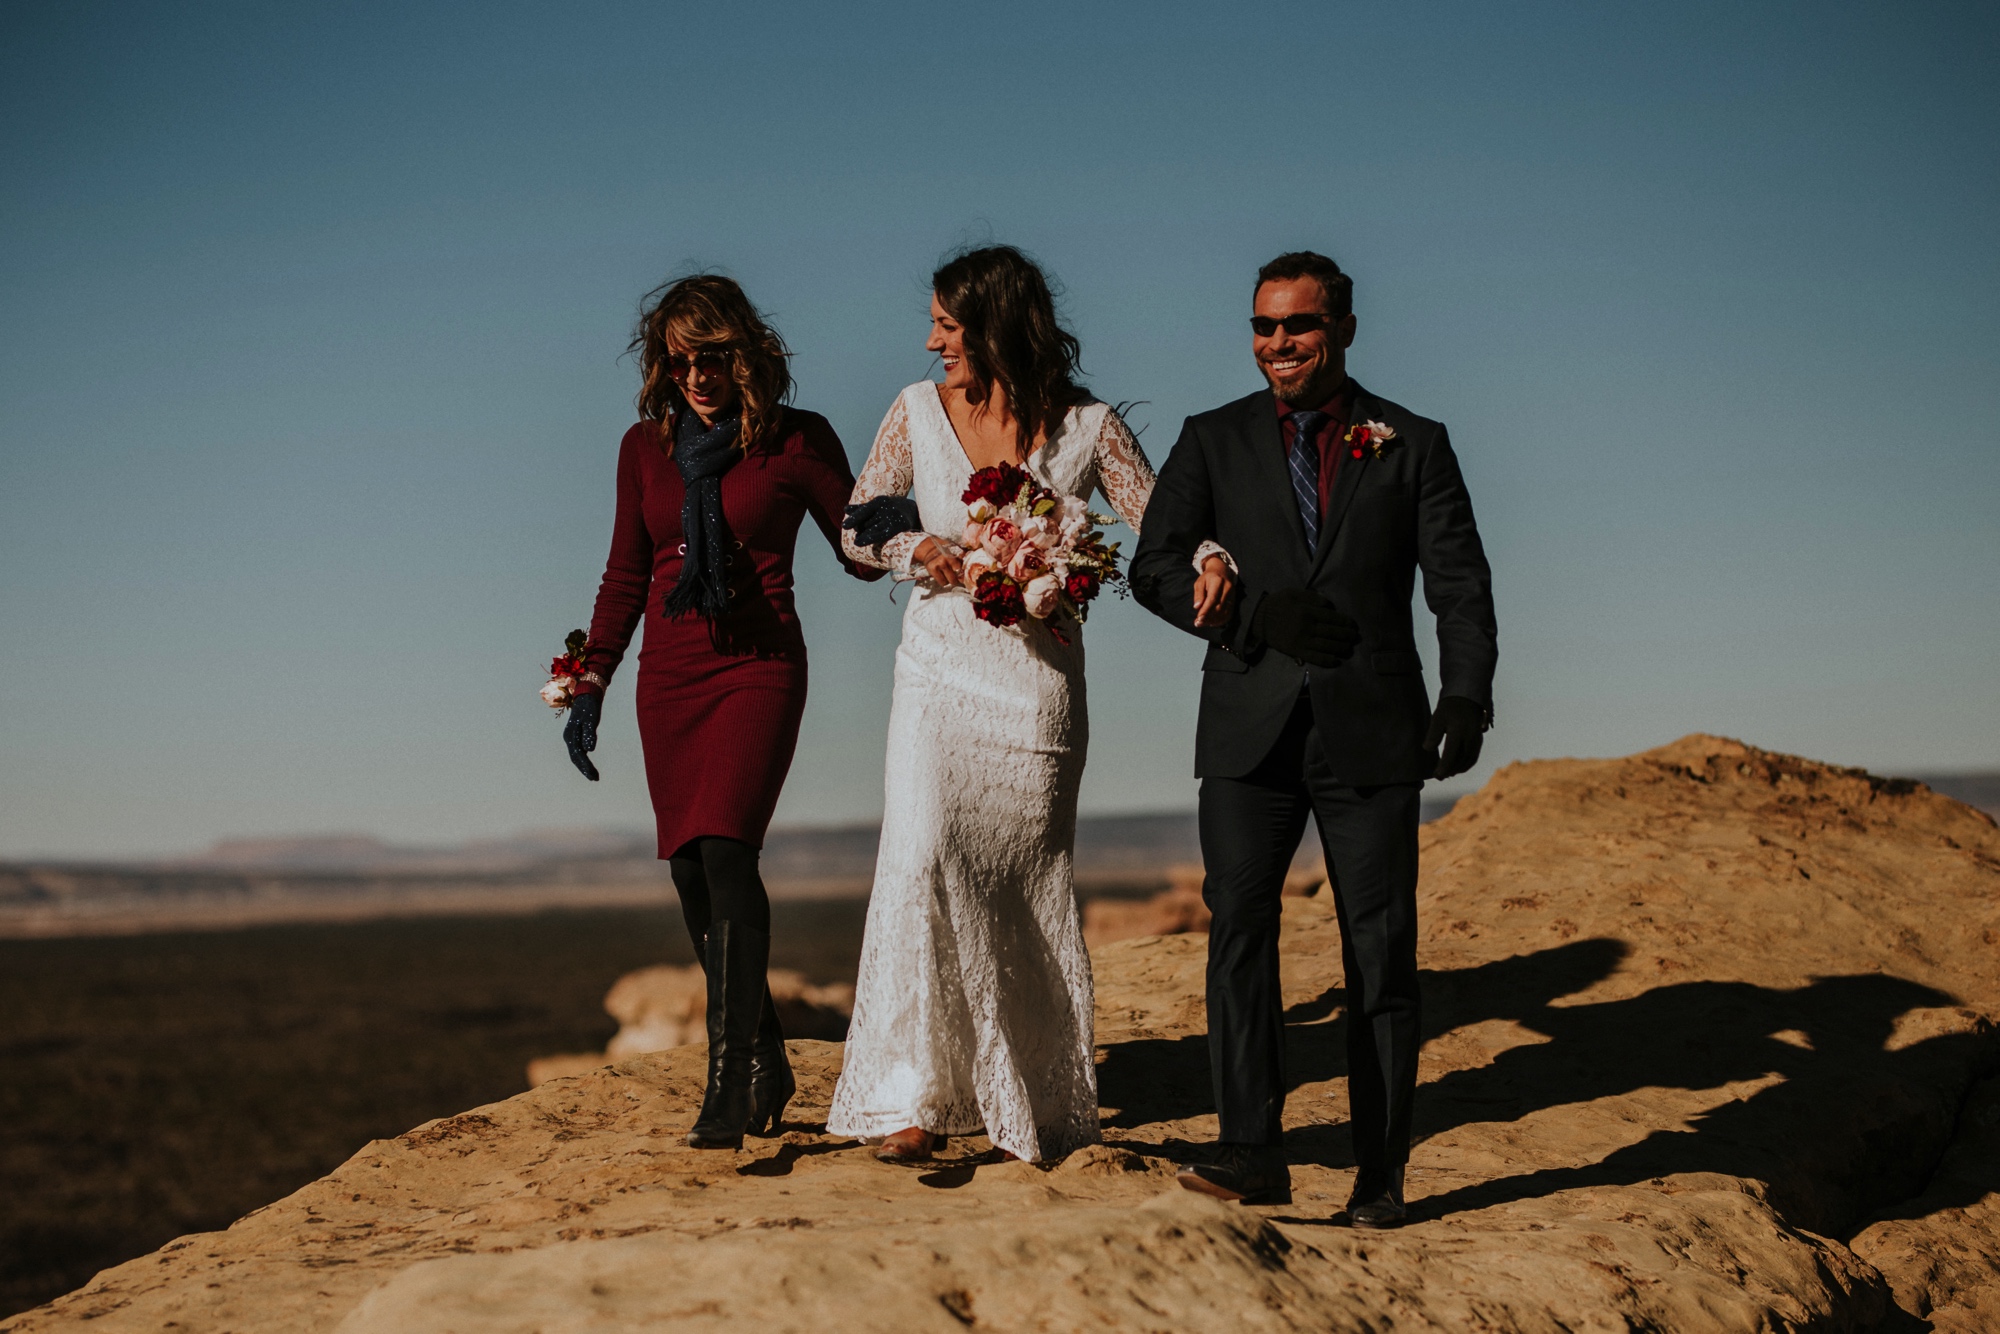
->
<box><xmin>829</xmin><ymin>247</ymin><xmax>1234</xmax><ymax>1164</ymax></box>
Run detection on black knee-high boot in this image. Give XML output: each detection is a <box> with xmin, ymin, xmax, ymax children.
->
<box><xmin>747</xmin><ymin>990</ymin><xmax>795</xmax><ymax>1135</ymax></box>
<box><xmin>686</xmin><ymin>920</ymin><xmax>768</xmax><ymax>1149</ymax></box>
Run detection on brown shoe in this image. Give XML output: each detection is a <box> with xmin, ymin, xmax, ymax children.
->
<box><xmin>1175</xmin><ymin>1146</ymin><xmax>1292</xmax><ymax>1204</ymax></box>
<box><xmin>876</xmin><ymin>1127</ymin><xmax>938</xmax><ymax>1164</ymax></box>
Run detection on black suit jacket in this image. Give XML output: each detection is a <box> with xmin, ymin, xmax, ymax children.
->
<box><xmin>1131</xmin><ymin>381</ymin><xmax>1497</xmax><ymax>784</ymax></box>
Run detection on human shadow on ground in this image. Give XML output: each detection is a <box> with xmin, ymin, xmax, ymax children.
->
<box><xmin>1093</xmin><ymin>939</ymin><xmax>1627</xmax><ymax>1158</ymax></box>
<box><xmin>735</xmin><ymin>1140</ymin><xmax>851</xmax><ymax>1177</ymax></box>
<box><xmin>1095</xmin><ymin>936</ymin><xmax>1997</xmax><ymax>1233</ymax></box>
<box><xmin>1402</xmin><ymin>949</ymin><xmax>1992</xmax><ymax>1233</ymax></box>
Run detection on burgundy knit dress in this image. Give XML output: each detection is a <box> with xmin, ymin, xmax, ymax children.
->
<box><xmin>580</xmin><ymin>407</ymin><xmax>883</xmax><ymax>859</ymax></box>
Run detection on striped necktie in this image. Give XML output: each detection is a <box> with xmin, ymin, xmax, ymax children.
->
<box><xmin>1286</xmin><ymin>410</ymin><xmax>1329</xmax><ymax>553</ymax></box>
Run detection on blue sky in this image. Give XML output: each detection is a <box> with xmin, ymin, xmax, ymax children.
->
<box><xmin>2</xmin><ymin>1</ymin><xmax>1995</xmax><ymax>858</ymax></box>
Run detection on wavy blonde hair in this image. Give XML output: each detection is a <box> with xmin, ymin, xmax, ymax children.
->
<box><xmin>630</xmin><ymin>275</ymin><xmax>792</xmax><ymax>452</ymax></box>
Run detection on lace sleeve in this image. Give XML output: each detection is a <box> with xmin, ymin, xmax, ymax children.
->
<box><xmin>1092</xmin><ymin>407</ymin><xmax>1157</xmax><ymax>536</ymax></box>
<box><xmin>843</xmin><ymin>392</ymin><xmax>927</xmax><ymax>575</ymax></box>
<box><xmin>1094</xmin><ymin>411</ymin><xmax>1234</xmax><ymax>573</ymax></box>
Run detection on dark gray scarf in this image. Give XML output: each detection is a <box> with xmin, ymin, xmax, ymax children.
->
<box><xmin>659</xmin><ymin>409</ymin><xmax>743</xmax><ymax>620</ymax></box>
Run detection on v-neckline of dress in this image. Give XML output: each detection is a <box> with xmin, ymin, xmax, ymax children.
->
<box><xmin>927</xmin><ymin>380</ymin><xmax>1051</xmax><ymax>475</ymax></box>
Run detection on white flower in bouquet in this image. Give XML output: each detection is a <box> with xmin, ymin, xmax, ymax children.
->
<box><xmin>541</xmin><ymin>677</ymin><xmax>574</xmax><ymax>709</ymax></box>
<box><xmin>1055</xmin><ymin>494</ymin><xmax>1091</xmax><ymax>542</ymax></box>
<box><xmin>966</xmin><ymin>497</ymin><xmax>998</xmax><ymax>522</ymax></box>
<box><xmin>1020</xmin><ymin>514</ymin><xmax>1063</xmax><ymax>550</ymax></box>
<box><xmin>1023</xmin><ymin>573</ymin><xmax>1063</xmax><ymax>619</ymax></box>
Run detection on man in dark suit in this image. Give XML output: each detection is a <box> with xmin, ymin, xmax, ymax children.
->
<box><xmin>1130</xmin><ymin>251</ymin><xmax>1497</xmax><ymax>1227</ymax></box>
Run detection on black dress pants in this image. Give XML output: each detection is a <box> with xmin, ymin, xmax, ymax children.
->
<box><xmin>1198</xmin><ymin>695</ymin><xmax>1422</xmax><ymax>1184</ymax></box>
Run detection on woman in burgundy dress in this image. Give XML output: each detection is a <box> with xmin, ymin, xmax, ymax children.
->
<box><xmin>562</xmin><ymin>275</ymin><xmax>883</xmax><ymax>1148</ymax></box>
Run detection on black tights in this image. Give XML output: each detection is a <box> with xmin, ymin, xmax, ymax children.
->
<box><xmin>668</xmin><ymin>836</ymin><xmax>771</xmax><ymax>956</ymax></box>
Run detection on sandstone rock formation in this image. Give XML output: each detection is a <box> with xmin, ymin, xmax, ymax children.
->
<box><xmin>9</xmin><ymin>736</ymin><xmax>1997</xmax><ymax>1332</ymax></box>
<box><xmin>1082</xmin><ymin>865</ymin><xmax>1324</xmax><ymax>948</ymax></box>
<box><xmin>525</xmin><ymin>965</ymin><xmax>854</xmax><ymax>1086</ymax></box>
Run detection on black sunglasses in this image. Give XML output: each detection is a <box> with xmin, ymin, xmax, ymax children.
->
<box><xmin>1249</xmin><ymin>313</ymin><xmax>1336</xmax><ymax>337</ymax></box>
<box><xmin>666</xmin><ymin>350</ymin><xmax>732</xmax><ymax>377</ymax></box>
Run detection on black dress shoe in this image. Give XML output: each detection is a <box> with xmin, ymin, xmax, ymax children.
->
<box><xmin>1346</xmin><ymin>1169</ymin><xmax>1407</xmax><ymax>1229</ymax></box>
<box><xmin>1348</xmin><ymin>1192</ymin><xmax>1407</xmax><ymax>1229</ymax></box>
<box><xmin>1176</xmin><ymin>1146</ymin><xmax>1291</xmax><ymax>1204</ymax></box>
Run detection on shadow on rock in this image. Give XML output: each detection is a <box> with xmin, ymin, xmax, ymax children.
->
<box><xmin>1408</xmin><ymin>941</ymin><xmax>1994</xmax><ymax>1233</ymax></box>
<box><xmin>1096</xmin><ymin>1031</ymin><xmax>1216</xmax><ymax>1134</ymax></box>
<box><xmin>1098</xmin><ymin>934</ymin><xmax>1997</xmax><ymax>1238</ymax></box>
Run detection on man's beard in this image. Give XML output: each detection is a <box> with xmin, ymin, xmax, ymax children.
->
<box><xmin>1260</xmin><ymin>358</ymin><xmax>1341</xmax><ymax>407</ymax></box>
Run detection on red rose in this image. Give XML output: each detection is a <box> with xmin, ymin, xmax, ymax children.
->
<box><xmin>962</xmin><ymin>463</ymin><xmax>1033</xmax><ymax>509</ymax></box>
<box><xmin>1064</xmin><ymin>570</ymin><xmax>1100</xmax><ymax>604</ymax></box>
<box><xmin>972</xmin><ymin>570</ymin><xmax>1026</xmax><ymax>627</ymax></box>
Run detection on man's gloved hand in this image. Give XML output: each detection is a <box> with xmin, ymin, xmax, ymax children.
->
<box><xmin>1424</xmin><ymin>695</ymin><xmax>1488</xmax><ymax>780</ymax></box>
<box><xmin>564</xmin><ymin>692</ymin><xmax>602</xmax><ymax>781</ymax></box>
<box><xmin>843</xmin><ymin>496</ymin><xmax>922</xmax><ymax>551</ymax></box>
<box><xmin>1250</xmin><ymin>589</ymin><xmax>1361</xmax><ymax>668</ymax></box>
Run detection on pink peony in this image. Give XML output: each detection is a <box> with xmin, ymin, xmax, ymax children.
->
<box><xmin>1023</xmin><ymin>573</ymin><xmax>1063</xmax><ymax>619</ymax></box>
<box><xmin>961</xmin><ymin>520</ymin><xmax>987</xmax><ymax>550</ymax></box>
<box><xmin>981</xmin><ymin>516</ymin><xmax>1022</xmax><ymax>563</ymax></box>
<box><xmin>1008</xmin><ymin>542</ymin><xmax>1049</xmax><ymax>582</ymax></box>
<box><xmin>961</xmin><ymin>548</ymin><xmax>997</xmax><ymax>591</ymax></box>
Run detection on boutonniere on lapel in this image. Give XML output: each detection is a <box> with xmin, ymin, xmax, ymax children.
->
<box><xmin>1344</xmin><ymin>420</ymin><xmax>1397</xmax><ymax>461</ymax></box>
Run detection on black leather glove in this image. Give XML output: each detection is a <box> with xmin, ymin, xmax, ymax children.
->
<box><xmin>842</xmin><ymin>496</ymin><xmax>922</xmax><ymax>551</ymax></box>
<box><xmin>564</xmin><ymin>692</ymin><xmax>602</xmax><ymax>782</ymax></box>
<box><xmin>1424</xmin><ymin>695</ymin><xmax>1488</xmax><ymax>780</ymax></box>
<box><xmin>1250</xmin><ymin>589</ymin><xmax>1361</xmax><ymax>668</ymax></box>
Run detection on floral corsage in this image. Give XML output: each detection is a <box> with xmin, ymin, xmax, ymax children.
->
<box><xmin>540</xmin><ymin>629</ymin><xmax>593</xmax><ymax>710</ymax></box>
<box><xmin>1345</xmin><ymin>420</ymin><xmax>1398</xmax><ymax>460</ymax></box>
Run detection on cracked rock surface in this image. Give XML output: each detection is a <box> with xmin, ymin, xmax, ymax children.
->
<box><xmin>8</xmin><ymin>735</ymin><xmax>1996</xmax><ymax>1332</ymax></box>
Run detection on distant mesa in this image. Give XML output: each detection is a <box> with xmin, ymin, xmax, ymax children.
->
<box><xmin>3</xmin><ymin>772</ymin><xmax>1990</xmax><ymax>940</ymax></box>
<box><xmin>172</xmin><ymin>828</ymin><xmax>657</xmax><ymax>875</ymax></box>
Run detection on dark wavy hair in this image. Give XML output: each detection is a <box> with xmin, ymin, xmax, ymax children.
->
<box><xmin>1255</xmin><ymin>251</ymin><xmax>1353</xmax><ymax>318</ymax></box>
<box><xmin>932</xmin><ymin>245</ymin><xmax>1087</xmax><ymax>458</ymax></box>
<box><xmin>629</xmin><ymin>274</ymin><xmax>792</xmax><ymax>452</ymax></box>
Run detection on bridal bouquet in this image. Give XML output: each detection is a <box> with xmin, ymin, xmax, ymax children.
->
<box><xmin>957</xmin><ymin>463</ymin><xmax>1123</xmax><ymax>641</ymax></box>
<box><xmin>540</xmin><ymin>629</ymin><xmax>591</xmax><ymax>710</ymax></box>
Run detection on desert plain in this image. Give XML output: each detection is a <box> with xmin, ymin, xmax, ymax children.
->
<box><xmin>6</xmin><ymin>734</ymin><xmax>1998</xmax><ymax>1332</ymax></box>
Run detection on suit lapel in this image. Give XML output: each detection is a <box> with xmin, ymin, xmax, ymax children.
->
<box><xmin>1238</xmin><ymin>389</ymin><xmax>1313</xmax><ymax>572</ymax></box>
<box><xmin>1310</xmin><ymin>379</ymin><xmax>1373</xmax><ymax>579</ymax></box>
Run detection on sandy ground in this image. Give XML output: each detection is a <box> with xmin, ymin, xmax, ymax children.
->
<box><xmin>8</xmin><ymin>735</ymin><xmax>1997</xmax><ymax>1332</ymax></box>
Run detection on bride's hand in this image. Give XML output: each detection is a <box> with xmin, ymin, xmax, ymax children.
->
<box><xmin>913</xmin><ymin>537</ymin><xmax>965</xmax><ymax>587</ymax></box>
<box><xmin>1193</xmin><ymin>555</ymin><xmax>1236</xmax><ymax>627</ymax></box>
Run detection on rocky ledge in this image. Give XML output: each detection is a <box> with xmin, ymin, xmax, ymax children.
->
<box><xmin>9</xmin><ymin>736</ymin><xmax>1998</xmax><ymax>1332</ymax></box>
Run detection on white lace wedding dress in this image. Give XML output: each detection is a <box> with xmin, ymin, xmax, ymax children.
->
<box><xmin>826</xmin><ymin>381</ymin><xmax>1160</xmax><ymax>1162</ymax></box>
